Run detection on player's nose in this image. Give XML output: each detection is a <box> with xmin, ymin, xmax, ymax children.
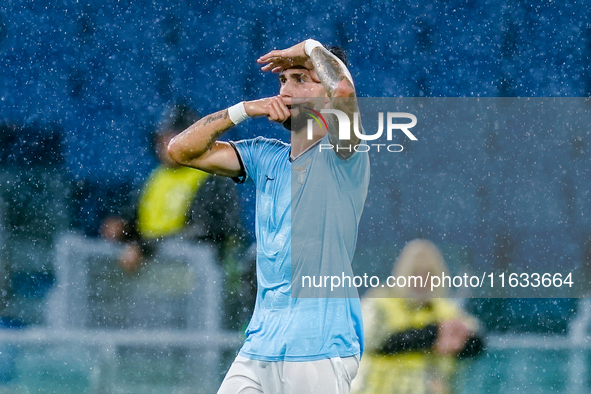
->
<box><xmin>279</xmin><ymin>81</ymin><xmax>293</xmax><ymax>98</ymax></box>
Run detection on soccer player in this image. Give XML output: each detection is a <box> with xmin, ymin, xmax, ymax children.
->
<box><xmin>168</xmin><ymin>39</ymin><xmax>369</xmax><ymax>394</ymax></box>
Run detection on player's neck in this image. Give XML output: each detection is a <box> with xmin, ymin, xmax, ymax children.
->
<box><xmin>290</xmin><ymin>126</ymin><xmax>325</xmax><ymax>158</ymax></box>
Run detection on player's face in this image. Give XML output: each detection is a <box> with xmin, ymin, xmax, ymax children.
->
<box><xmin>279</xmin><ymin>68</ymin><xmax>327</xmax><ymax>131</ymax></box>
<box><xmin>279</xmin><ymin>68</ymin><xmax>327</xmax><ymax>100</ymax></box>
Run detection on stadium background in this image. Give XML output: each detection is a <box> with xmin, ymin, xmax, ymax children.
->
<box><xmin>0</xmin><ymin>0</ymin><xmax>590</xmax><ymax>392</ymax></box>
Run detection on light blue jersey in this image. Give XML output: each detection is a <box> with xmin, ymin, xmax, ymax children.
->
<box><xmin>231</xmin><ymin>133</ymin><xmax>370</xmax><ymax>362</ymax></box>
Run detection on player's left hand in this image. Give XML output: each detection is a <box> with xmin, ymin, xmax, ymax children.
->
<box><xmin>257</xmin><ymin>41</ymin><xmax>314</xmax><ymax>73</ymax></box>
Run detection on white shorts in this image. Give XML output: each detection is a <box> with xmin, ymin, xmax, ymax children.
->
<box><xmin>217</xmin><ymin>354</ymin><xmax>359</xmax><ymax>394</ymax></box>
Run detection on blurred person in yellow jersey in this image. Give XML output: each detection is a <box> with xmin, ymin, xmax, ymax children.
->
<box><xmin>99</xmin><ymin>103</ymin><xmax>244</xmax><ymax>274</ymax></box>
<box><xmin>351</xmin><ymin>239</ymin><xmax>484</xmax><ymax>394</ymax></box>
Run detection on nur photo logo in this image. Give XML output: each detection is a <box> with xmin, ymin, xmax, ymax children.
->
<box><xmin>303</xmin><ymin>108</ymin><xmax>419</xmax><ymax>153</ymax></box>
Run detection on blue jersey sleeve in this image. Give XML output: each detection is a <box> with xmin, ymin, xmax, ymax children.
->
<box><xmin>230</xmin><ymin>137</ymin><xmax>263</xmax><ymax>186</ymax></box>
<box><xmin>231</xmin><ymin>137</ymin><xmax>289</xmax><ymax>186</ymax></box>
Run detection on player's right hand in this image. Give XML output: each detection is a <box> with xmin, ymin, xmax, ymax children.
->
<box><xmin>244</xmin><ymin>96</ymin><xmax>291</xmax><ymax>123</ymax></box>
<box><xmin>257</xmin><ymin>41</ymin><xmax>312</xmax><ymax>73</ymax></box>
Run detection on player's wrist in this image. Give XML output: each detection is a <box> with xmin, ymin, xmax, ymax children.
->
<box><xmin>304</xmin><ymin>39</ymin><xmax>322</xmax><ymax>57</ymax></box>
<box><xmin>242</xmin><ymin>100</ymin><xmax>258</xmax><ymax>117</ymax></box>
<box><xmin>243</xmin><ymin>98</ymin><xmax>276</xmax><ymax>118</ymax></box>
<box><xmin>228</xmin><ymin>102</ymin><xmax>250</xmax><ymax>125</ymax></box>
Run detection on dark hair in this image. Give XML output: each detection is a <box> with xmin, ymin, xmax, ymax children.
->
<box><xmin>159</xmin><ymin>103</ymin><xmax>201</xmax><ymax>135</ymax></box>
<box><xmin>326</xmin><ymin>46</ymin><xmax>348</xmax><ymax>67</ymax></box>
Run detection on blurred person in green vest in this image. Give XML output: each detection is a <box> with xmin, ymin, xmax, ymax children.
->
<box><xmin>351</xmin><ymin>239</ymin><xmax>484</xmax><ymax>394</ymax></box>
<box><xmin>99</xmin><ymin>102</ymin><xmax>244</xmax><ymax>272</ymax></box>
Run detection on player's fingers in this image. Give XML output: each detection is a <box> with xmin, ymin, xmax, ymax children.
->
<box><xmin>257</xmin><ymin>52</ymin><xmax>273</xmax><ymax>62</ymax></box>
<box><xmin>257</xmin><ymin>50</ymin><xmax>282</xmax><ymax>62</ymax></box>
<box><xmin>272</xmin><ymin>99</ymin><xmax>290</xmax><ymax>122</ymax></box>
<box><xmin>257</xmin><ymin>57</ymin><xmax>276</xmax><ymax>66</ymax></box>
<box><xmin>275</xmin><ymin>97</ymin><xmax>291</xmax><ymax>119</ymax></box>
<box><xmin>261</xmin><ymin>62</ymin><xmax>290</xmax><ymax>73</ymax></box>
<box><xmin>260</xmin><ymin>59</ymin><xmax>285</xmax><ymax>69</ymax></box>
<box><xmin>270</xmin><ymin>99</ymin><xmax>287</xmax><ymax>121</ymax></box>
<box><xmin>260</xmin><ymin>62</ymin><xmax>277</xmax><ymax>71</ymax></box>
<box><xmin>282</xmin><ymin>106</ymin><xmax>291</xmax><ymax>120</ymax></box>
<box><xmin>258</xmin><ymin>56</ymin><xmax>285</xmax><ymax>66</ymax></box>
<box><xmin>266</xmin><ymin>103</ymin><xmax>280</xmax><ymax>121</ymax></box>
<box><xmin>270</xmin><ymin>100</ymin><xmax>287</xmax><ymax>121</ymax></box>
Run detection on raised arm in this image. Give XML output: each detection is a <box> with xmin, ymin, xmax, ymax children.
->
<box><xmin>309</xmin><ymin>43</ymin><xmax>360</xmax><ymax>157</ymax></box>
<box><xmin>168</xmin><ymin>97</ymin><xmax>290</xmax><ymax>176</ymax></box>
<box><xmin>167</xmin><ymin>109</ymin><xmax>239</xmax><ymax>177</ymax></box>
<box><xmin>257</xmin><ymin>39</ymin><xmax>360</xmax><ymax>158</ymax></box>
<box><xmin>308</xmin><ymin>42</ymin><xmax>356</xmax><ymax>101</ymax></box>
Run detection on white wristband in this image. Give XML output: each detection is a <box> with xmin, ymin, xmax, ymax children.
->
<box><xmin>228</xmin><ymin>102</ymin><xmax>250</xmax><ymax>125</ymax></box>
<box><xmin>304</xmin><ymin>39</ymin><xmax>322</xmax><ymax>56</ymax></box>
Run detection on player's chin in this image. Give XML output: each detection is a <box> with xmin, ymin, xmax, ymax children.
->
<box><xmin>282</xmin><ymin>114</ymin><xmax>308</xmax><ymax>132</ymax></box>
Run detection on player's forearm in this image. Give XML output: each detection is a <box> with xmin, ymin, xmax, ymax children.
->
<box><xmin>309</xmin><ymin>46</ymin><xmax>356</xmax><ymax>99</ymax></box>
<box><xmin>308</xmin><ymin>43</ymin><xmax>360</xmax><ymax>157</ymax></box>
<box><xmin>168</xmin><ymin>109</ymin><xmax>233</xmax><ymax>165</ymax></box>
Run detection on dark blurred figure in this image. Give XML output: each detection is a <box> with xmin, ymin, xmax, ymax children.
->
<box><xmin>352</xmin><ymin>239</ymin><xmax>484</xmax><ymax>394</ymax></box>
<box><xmin>98</xmin><ymin>104</ymin><xmax>250</xmax><ymax>328</ymax></box>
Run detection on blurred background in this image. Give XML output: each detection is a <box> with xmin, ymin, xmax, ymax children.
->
<box><xmin>0</xmin><ymin>0</ymin><xmax>590</xmax><ymax>392</ymax></box>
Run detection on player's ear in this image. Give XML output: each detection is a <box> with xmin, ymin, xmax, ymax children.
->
<box><xmin>310</xmin><ymin>69</ymin><xmax>321</xmax><ymax>83</ymax></box>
